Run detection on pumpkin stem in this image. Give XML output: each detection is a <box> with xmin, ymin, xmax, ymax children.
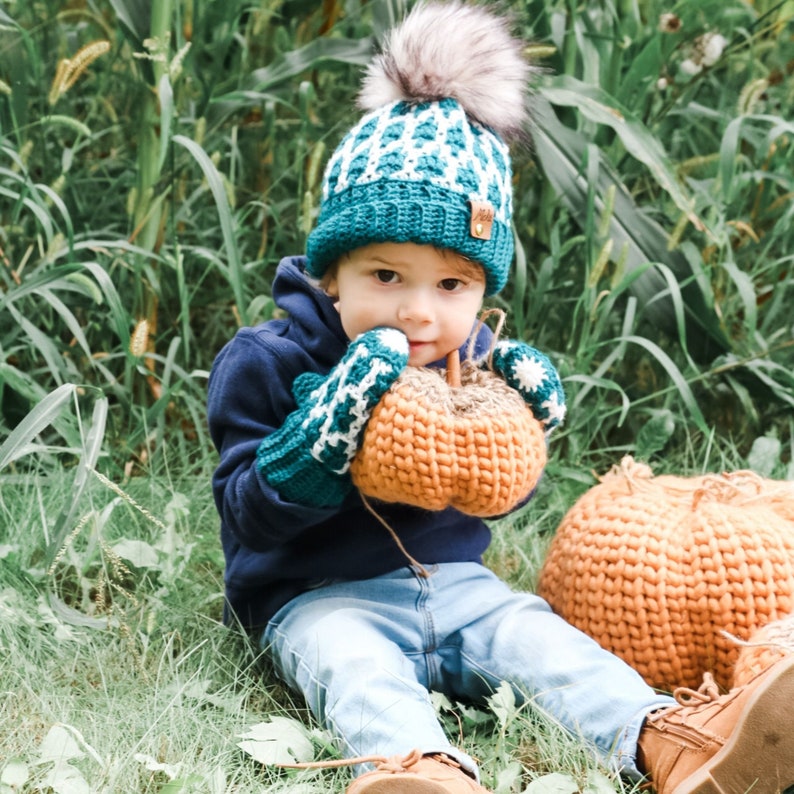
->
<box><xmin>446</xmin><ymin>349</ymin><xmax>461</xmax><ymax>388</ymax></box>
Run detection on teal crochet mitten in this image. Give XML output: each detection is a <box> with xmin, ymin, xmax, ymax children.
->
<box><xmin>256</xmin><ymin>327</ymin><xmax>409</xmax><ymax>507</ymax></box>
<box><xmin>490</xmin><ymin>340</ymin><xmax>566</xmax><ymax>433</ymax></box>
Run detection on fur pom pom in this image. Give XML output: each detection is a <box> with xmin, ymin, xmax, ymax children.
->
<box><xmin>358</xmin><ymin>1</ymin><xmax>536</xmax><ymax>141</ymax></box>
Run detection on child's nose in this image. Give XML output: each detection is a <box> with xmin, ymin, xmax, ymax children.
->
<box><xmin>398</xmin><ymin>290</ymin><xmax>435</xmax><ymax>324</ymax></box>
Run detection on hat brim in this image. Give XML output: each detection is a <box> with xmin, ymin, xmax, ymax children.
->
<box><xmin>306</xmin><ymin>181</ymin><xmax>512</xmax><ymax>297</ymax></box>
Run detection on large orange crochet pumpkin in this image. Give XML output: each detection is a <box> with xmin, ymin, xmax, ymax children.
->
<box><xmin>350</xmin><ymin>351</ymin><xmax>547</xmax><ymax>518</ymax></box>
<box><xmin>537</xmin><ymin>456</ymin><xmax>794</xmax><ymax>691</ymax></box>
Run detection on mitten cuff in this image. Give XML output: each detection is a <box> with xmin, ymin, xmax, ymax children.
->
<box><xmin>256</xmin><ymin>412</ymin><xmax>352</xmax><ymax>508</ymax></box>
<box><xmin>491</xmin><ymin>341</ymin><xmax>567</xmax><ymax>433</ymax></box>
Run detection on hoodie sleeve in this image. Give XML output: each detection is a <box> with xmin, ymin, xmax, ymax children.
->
<box><xmin>207</xmin><ymin>326</ymin><xmax>343</xmax><ymax>552</ymax></box>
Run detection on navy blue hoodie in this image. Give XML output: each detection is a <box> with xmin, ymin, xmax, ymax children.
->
<box><xmin>207</xmin><ymin>256</ymin><xmax>502</xmax><ymax>631</ymax></box>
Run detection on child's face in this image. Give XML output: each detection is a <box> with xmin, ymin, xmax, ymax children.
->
<box><xmin>325</xmin><ymin>242</ymin><xmax>486</xmax><ymax>367</ymax></box>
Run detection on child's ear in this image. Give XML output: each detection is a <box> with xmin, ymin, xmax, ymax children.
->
<box><xmin>320</xmin><ymin>262</ymin><xmax>340</xmax><ymax>298</ymax></box>
<box><xmin>323</xmin><ymin>275</ymin><xmax>339</xmax><ymax>299</ymax></box>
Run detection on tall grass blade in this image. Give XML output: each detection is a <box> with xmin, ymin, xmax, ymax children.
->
<box><xmin>0</xmin><ymin>185</ymin><xmax>55</xmax><ymax>241</ymax></box>
<box><xmin>45</xmin><ymin>393</ymin><xmax>108</xmax><ymax>565</ymax></box>
<box><xmin>5</xmin><ymin>303</ymin><xmax>66</xmax><ymax>385</ymax></box>
<box><xmin>32</xmin><ymin>181</ymin><xmax>75</xmax><ymax>249</ymax></box>
<box><xmin>80</xmin><ymin>260</ymin><xmax>132</xmax><ymax>349</ymax></box>
<box><xmin>620</xmin><ymin>334</ymin><xmax>708</xmax><ymax>432</ymax></box>
<box><xmin>0</xmin><ymin>383</ymin><xmax>77</xmax><ymax>470</ymax></box>
<box><xmin>173</xmin><ymin>134</ymin><xmax>248</xmax><ymax>325</ymax></box>
<box><xmin>718</xmin><ymin>113</ymin><xmax>794</xmax><ymax>200</ymax></box>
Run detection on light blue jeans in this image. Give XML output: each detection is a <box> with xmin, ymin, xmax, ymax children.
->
<box><xmin>263</xmin><ymin>562</ymin><xmax>674</xmax><ymax>781</ymax></box>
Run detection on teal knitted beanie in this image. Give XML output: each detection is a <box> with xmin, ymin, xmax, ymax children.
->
<box><xmin>305</xmin><ymin>2</ymin><xmax>536</xmax><ymax>297</ymax></box>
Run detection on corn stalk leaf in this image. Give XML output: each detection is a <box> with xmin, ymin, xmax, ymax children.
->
<box><xmin>0</xmin><ymin>5</ymin><xmax>19</xmax><ymax>26</ymax></box>
<box><xmin>540</xmin><ymin>75</ymin><xmax>704</xmax><ymax>231</ymax></box>
<box><xmin>210</xmin><ymin>36</ymin><xmax>373</xmax><ymax>120</ymax></box>
<box><xmin>244</xmin><ymin>36</ymin><xmax>372</xmax><ymax>90</ymax></box>
<box><xmin>530</xmin><ymin>95</ymin><xmax>729</xmax><ymax>362</ymax></box>
<box><xmin>105</xmin><ymin>0</ymin><xmax>150</xmax><ymax>46</ymax></box>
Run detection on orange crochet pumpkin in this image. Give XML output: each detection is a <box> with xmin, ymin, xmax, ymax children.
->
<box><xmin>350</xmin><ymin>351</ymin><xmax>547</xmax><ymax>517</ymax></box>
<box><xmin>537</xmin><ymin>456</ymin><xmax>794</xmax><ymax>691</ymax></box>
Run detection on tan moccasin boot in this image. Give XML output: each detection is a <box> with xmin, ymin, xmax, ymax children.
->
<box><xmin>346</xmin><ymin>750</ymin><xmax>491</xmax><ymax>793</ymax></box>
<box><xmin>637</xmin><ymin>655</ymin><xmax>794</xmax><ymax>794</ymax></box>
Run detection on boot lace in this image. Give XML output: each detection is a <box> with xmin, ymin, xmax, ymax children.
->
<box><xmin>278</xmin><ymin>747</ymin><xmax>426</xmax><ymax>773</ymax></box>
<box><xmin>648</xmin><ymin>672</ymin><xmax>722</xmax><ymax>723</ymax></box>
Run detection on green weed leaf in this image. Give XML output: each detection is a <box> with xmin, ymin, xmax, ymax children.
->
<box><xmin>134</xmin><ymin>754</ymin><xmax>181</xmax><ymax>780</ymax></box>
<box><xmin>524</xmin><ymin>772</ymin><xmax>578</xmax><ymax>794</ymax></box>
<box><xmin>487</xmin><ymin>681</ymin><xmax>519</xmax><ymax>728</ymax></box>
<box><xmin>37</xmin><ymin>725</ymin><xmax>82</xmax><ymax>764</ymax></box>
<box><xmin>493</xmin><ymin>761</ymin><xmax>524</xmax><ymax>793</ymax></box>
<box><xmin>583</xmin><ymin>770</ymin><xmax>618</xmax><ymax>794</ymax></box>
<box><xmin>0</xmin><ymin>759</ymin><xmax>29</xmax><ymax>789</ymax></box>
<box><xmin>111</xmin><ymin>538</ymin><xmax>160</xmax><ymax>569</ymax></box>
<box><xmin>38</xmin><ymin>764</ymin><xmax>90</xmax><ymax>794</ymax></box>
<box><xmin>32</xmin><ymin>725</ymin><xmax>98</xmax><ymax>794</ymax></box>
<box><xmin>635</xmin><ymin>409</ymin><xmax>676</xmax><ymax>458</ymax></box>
<box><xmin>237</xmin><ymin>716</ymin><xmax>315</xmax><ymax>765</ymax></box>
<box><xmin>747</xmin><ymin>436</ymin><xmax>782</xmax><ymax>477</ymax></box>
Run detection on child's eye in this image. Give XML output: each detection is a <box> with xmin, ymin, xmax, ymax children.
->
<box><xmin>374</xmin><ymin>269</ymin><xmax>399</xmax><ymax>284</ymax></box>
<box><xmin>439</xmin><ymin>278</ymin><xmax>464</xmax><ymax>292</ymax></box>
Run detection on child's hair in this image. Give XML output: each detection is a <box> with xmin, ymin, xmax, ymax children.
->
<box><xmin>305</xmin><ymin>1</ymin><xmax>538</xmax><ymax>297</ymax></box>
<box><xmin>318</xmin><ymin>245</ymin><xmax>486</xmax><ymax>295</ymax></box>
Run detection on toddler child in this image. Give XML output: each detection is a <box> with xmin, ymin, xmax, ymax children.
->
<box><xmin>207</xmin><ymin>3</ymin><xmax>794</xmax><ymax>792</ymax></box>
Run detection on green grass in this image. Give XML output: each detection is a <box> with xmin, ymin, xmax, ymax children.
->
<box><xmin>1</xmin><ymin>467</ymin><xmax>290</xmax><ymax>792</ymax></box>
<box><xmin>1</xmin><ymin>0</ymin><xmax>793</xmax><ymax>791</ymax></box>
<box><xmin>0</xmin><ymin>453</ymin><xmax>647</xmax><ymax>794</ymax></box>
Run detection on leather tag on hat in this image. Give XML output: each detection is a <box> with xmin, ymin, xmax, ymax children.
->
<box><xmin>469</xmin><ymin>200</ymin><xmax>494</xmax><ymax>240</ymax></box>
